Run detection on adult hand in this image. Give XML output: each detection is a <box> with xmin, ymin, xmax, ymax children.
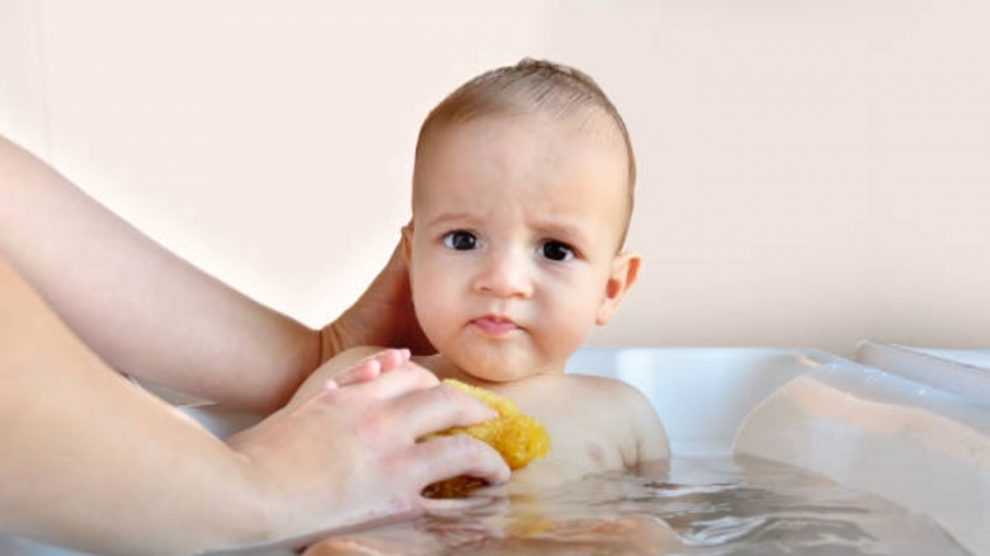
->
<box><xmin>321</xmin><ymin>228</ymin><xmax>434</xmax><ymax>361</ymax></box>
<box><xmin>225</xmin><ymin>349</ymin><xmax>510</xmax><ymax>548</ymax></box>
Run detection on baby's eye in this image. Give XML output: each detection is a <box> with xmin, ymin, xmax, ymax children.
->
<box><xmin>541</xmin><ymin>240</ymin><xmax>575</xmax><ymax>262</ymax></box>
<box><xmin>442</xmin><ymin>230</ymin><xmax>477</xmax><ymax>251</ymax></box>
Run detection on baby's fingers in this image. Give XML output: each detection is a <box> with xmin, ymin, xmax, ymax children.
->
<box><xmin>325</xmin><ymin>359</ymin><xmax>438</xmax><ymax>403</ymax></box>
<box><xmin>329</xmin><ymin>349</ymin><xmax>411</xmax><ymax>389</ymax></box>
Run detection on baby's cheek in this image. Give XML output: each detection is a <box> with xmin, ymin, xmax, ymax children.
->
<box><xmin>416</xmin><ymin>299</ymin><xmax>460</xmax><ymax>353</ymax></box>
<box><xmin>538</xmin><ymin>307</ymin><xmax>594</xmax><ymax>361</ymax></box>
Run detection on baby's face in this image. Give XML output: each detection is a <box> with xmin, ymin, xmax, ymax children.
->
<box><xmin>407</xmin><ymin>112</ymin><xmax>637</xmax><ymax>382</ymax></box>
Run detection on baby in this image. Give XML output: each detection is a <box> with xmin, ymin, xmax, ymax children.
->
<box><xmin>290</xmin><ymin>59</ymin><xmax>669</xmax><ymax>492</ymax></box>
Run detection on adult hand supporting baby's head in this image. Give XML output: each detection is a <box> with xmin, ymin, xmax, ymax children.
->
<box><xmin>225</xmin><ymin>351</ymin><xmax>509</xmax><ymax>548</ymax></box>
<box><xmin>321</xmin><ymin>226</ymin><xmax>434</xmax><ymax>361</ymax></box>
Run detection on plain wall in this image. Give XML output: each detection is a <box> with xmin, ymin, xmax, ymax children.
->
<box><xmin>2</xmin><ymin>0</ymin><xmax>988</xmax><ymax>356</ymax></box>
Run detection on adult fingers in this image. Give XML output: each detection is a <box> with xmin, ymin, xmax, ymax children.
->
<box><xmin>392</xmin><ymin>383</ymin><xmax>498</xmax><ymax>440</ymax></box>
<box><xmin>411</xmin><ymin>434</ymin><xmax>510</xmax><ymax>491</ymax></box>
<box><xmin>420</xmin><ymin>494</ymin><xmax>498</xmax><ymax>515</ymax></box>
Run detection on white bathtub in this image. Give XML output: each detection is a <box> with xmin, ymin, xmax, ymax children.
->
<box><xmin>5</xmin><ymin>347</ymin><xmax>988</xmax><ymax>555</ymax></box>
<box><xmin>568</xmin><ymin>347</ymin><xmax>990</xmax><ymax>555</ymax></box>
<box><xmin>856</xmin><ymin>340</ymin><xmax>990</xmax><ymax>406</ymax></box>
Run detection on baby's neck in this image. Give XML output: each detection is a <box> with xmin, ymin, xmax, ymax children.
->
<box><xmin>411</xmin><ymin>354</ymin><xmax>487</xmax><ymax>386</ymax></box>
<box><xmin>411</xmin><ymin>353</ymin><xmax>564</xmax><ymax>387</ymax></box>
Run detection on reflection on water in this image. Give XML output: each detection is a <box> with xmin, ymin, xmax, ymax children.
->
<box><xmin>304</xmin><ymin>455</ymin><xmax>969</xmax><ymax>555</ymax></box>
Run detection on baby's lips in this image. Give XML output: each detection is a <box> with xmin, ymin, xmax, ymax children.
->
<box><xmin>471</xmin><ymin>315</ymin><xmax>521</xmax><ymax>335</ymax></box>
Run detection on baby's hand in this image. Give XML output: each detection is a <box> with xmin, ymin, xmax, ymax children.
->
<box><xmin>327</xmin><ymin>348</ymin><xmax>411</xmax><ymax>388</ymax></box>
<box><xmin>284</xmin><ymin>348</ymin><xmax>410</xmax><ymax>413</ymax></box>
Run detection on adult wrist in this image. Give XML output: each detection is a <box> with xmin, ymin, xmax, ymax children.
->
<box><xmin>200</xmin><ymin>449</ymin><xmax>280</xmax><ymax>553</ymax></box>
<box><xmin>319</xmin><ymin>320</ymin><xmax>351</xmax><ymax>364</ymax></box>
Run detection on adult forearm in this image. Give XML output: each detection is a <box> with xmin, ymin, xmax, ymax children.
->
<box><xmin>0</xmin><ymin>137</ymin><xmax>318</xmax><ymax>411</ymax></box>
<box><xmin>1</xmin><ymin>257</ymin><xmax>512</xmax><ymax>554</ymax></box>
<box><xmin>0</xmin><ymin>261</ymin><xmax>270</xmax><ymax>555</ymax></box>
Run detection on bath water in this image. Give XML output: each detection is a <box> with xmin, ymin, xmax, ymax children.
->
<box><xmin>307</xmin><ymin>455</ymin><xmax>969</xmax><ymax>555</ymax></box>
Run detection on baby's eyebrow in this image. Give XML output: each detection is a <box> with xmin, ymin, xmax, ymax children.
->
<box><xmin>426</xmin><ymin>211</ymin><xmax>474</xmax><ymax>228</ymax></box>
<box><xmin>534</xmin><ymin>221</ymin><xmax>591</xmax><ymax>246</ymax></box>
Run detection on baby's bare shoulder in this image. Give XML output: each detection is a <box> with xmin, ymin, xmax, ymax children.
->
<box><xmin>506</xmin><ymin>373</ymin><xmax>650</xmax><ymax>412</ymax></box>
<box><xmin>563</xmin><ymin>373</ymin><xmax>650</xmax><ymax>401</ymax></box>
<box><xmin>557</xmin><ymin>375</ymin><xmax>668</xmax><ymax>456</ymax></box>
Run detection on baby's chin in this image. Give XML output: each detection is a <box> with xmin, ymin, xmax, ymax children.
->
<box><xmin>444</xmin><ymin>348</ymin><xmax>557</xmax><ymax>384</ymax></box>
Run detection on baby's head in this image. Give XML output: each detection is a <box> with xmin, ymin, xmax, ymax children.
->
<box><xmin>404</xmin><ymin>59</ymin><xmax>639</xmax><ymax>383</ymax></box>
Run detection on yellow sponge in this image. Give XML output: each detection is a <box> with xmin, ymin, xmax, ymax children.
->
<box><xmin>423</xmin><ymin>379</ymin><xmax>550</xmax><ymax>498</ymax></box>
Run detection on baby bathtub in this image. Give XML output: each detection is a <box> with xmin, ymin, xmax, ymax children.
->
<box><xmin>569</xmin><ymin>346</ymin><xmax>990</xmax><ymax>555</ymax></box>
<box><xmin>5</xmin><ymin>347</ymin><xmax>988</xmax><ymax>555</ymax></box>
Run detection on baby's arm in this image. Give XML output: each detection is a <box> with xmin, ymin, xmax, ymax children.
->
<box><xmin>627</xmin><ymin>387</ymin><xmax>671</xmax><ymax>463</ymax></box>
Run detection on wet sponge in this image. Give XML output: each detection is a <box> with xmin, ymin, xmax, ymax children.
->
<box><xmin>423</xmin><ymin>379</ymin><xmax>551</xmax><ymax>498</ymax></box>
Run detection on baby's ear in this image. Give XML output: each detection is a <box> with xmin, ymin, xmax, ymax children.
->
<box><xmin>596</xmin><ymin>251</ymin><xmax>641</xmax><ymax>326</ymax></box>
<box><xmin>401</xmin><ymin>222</ymin><xmax>415</xmax><ymax>264</ymax></box>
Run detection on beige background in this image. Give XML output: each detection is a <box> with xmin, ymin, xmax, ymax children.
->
<box><xmin>2</xmin><ymin>0</ymin><xmax>987</xmax><ymax>356</ymax></box>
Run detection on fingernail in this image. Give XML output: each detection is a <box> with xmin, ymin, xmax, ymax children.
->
<box><xmin>323</xmin><ymin>379</ymin><xmax>339</xmax><ymax>392</ymax></box>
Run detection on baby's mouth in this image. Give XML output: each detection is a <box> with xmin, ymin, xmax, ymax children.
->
<box><xmin>470</xmin><ymin>315</ymin><xmax>520</xmax><ymax>336</ymax></box>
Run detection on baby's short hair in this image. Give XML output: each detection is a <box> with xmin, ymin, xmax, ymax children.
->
<box><xmin>415</xmin><ymin>59</ymin><xmax>636</xmax><ymax>246</ymax></box>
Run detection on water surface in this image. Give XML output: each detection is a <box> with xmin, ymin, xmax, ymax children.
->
<box><xmin>306</xmin><ymin>455</ymin><xmax>969</xmax><ymax>555</ymax></box>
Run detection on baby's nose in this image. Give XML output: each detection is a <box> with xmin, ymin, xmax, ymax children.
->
<box><xmin>472</xmin><ymin>251</ymin><xmax>534</xmax><ymax>299</ymax></box>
